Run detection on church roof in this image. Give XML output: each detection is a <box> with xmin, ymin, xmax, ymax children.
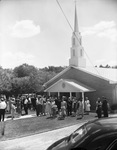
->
<box><xmin>44</xmin><ymin>66</ymin><xmax>117</xmax><ymax>87</ymax></box>
<box><xmin>79</xmin><ymin>66</ymin><xmax>117</xmax><ymax>83</ymax></box>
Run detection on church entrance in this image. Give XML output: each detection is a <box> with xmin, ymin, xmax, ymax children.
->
<box><xmin>48</xmin><ymin>92</ymin><xmax>82</xmax><ymax>100</ymax></box>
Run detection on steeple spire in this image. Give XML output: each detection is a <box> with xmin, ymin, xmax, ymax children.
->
<box><xmin>74</xmin><ymin>3</ymin><xmax>79</xmax><ymax>32</ymax></box>
<box><xmin>69</xmin><ymin>3</ymin><xmax>86</xmax><ymax>68</ymax></box>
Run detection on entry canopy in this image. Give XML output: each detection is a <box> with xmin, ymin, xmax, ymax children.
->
<box><xmin>44</xmin><ymin>79</ymin><xmax>95</xmax><ymax>93</ymax></box>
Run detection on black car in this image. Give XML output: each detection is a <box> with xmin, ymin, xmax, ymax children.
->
<box><xmin>46</xmin><ymin>117</ymin><xmax>117</xmax><ymax>150</ymax></box>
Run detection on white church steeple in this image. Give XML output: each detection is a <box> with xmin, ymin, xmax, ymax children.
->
<box><xmin>69</xmin><ymin>4</ymin><xmax>86</xmax><ymax>68</ymax></box>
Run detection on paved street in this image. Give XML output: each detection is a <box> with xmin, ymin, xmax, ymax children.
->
<box><xmin>0</xmin><ymin>123</ymin><xmax>83</xmax><ymax>150</ymax></box>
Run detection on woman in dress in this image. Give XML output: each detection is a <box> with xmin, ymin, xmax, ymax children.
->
<box><xmin>76</xmin><ymin>98</ymin><xmax>84</xmax><ymax>119</ymax></box>
<box><xmin>85</xmin><ymin>97</ymin><xmax>91</xmax><ymax>115</ymax></box>
<box><xmin>45</xmin><ymin>98</ymin><xmax>52</xmax><ymax>117</ymax></box>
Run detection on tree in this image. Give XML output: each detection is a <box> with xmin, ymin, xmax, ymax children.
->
<box><xmin>0</xmin><ymin>68</ymin><xmax>13</xmax><ymax>95</ymax></box>
<box><xmin>0</xmin><ymin>64</ymin><xmax>66</xmax><ymax>95</ymax></box>
<box><xmin>41</xmin><ymin>66</ymin><xmax>66</xmax><ymax>73</ymax></box>
<box><xmin>12</xmin><ymin>64</ymin><xmax>41</xmax><ymax>94</ymax></box>
<box><xmin>13</xmin><ymin>63</ymin><xmax>38</xmax><ymax>78</ymax></box>
<box><xmin>105</xmin><ymin>64</ymin><xmax>110</xmax><ymax>68</ymax></box>
<box><xmin>11</xmin><ymin>77</ymin><xmax>31</xmax><ymax>96</ymax></box>
<box><xmin>99</xmin><ymin>64</ymin><xmax>104</xmax><ymax>68</ymax></box>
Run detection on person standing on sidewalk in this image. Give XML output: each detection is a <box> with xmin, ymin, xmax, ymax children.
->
<box><xmin>0</xmin><ymin>96</ymin><xmax>7</xmax><ymax>122</ymax></box>
<box><xmin>72</xmin><ymin>97</ymin><xmax>77</xmax><ymax>116</ymax></box>
<box><xmin>0</xmin><ymin>96</ymin><xmax>7</xmax><ymax>136</ymax></box>
<box><xmin>10</xmin><ymin>97</ymin><xmax>16</xmax><ymax>120</ymax></box>
<box><xmin>96</xmin><ymin>98</ymin><xmax>102</xmax><ymax>118</ymax></box>
<box><xmin>67</xmin><ymin>97</ymin><xmax>72</xmax><ymax>116</ymax></box>
<box><xmin>24</xmin><ymin>96</ymin><xmax>29</xmax><ymax>115</ymax></box>
<box><xmin>35</xmin><ymin>96</ymin><xmax>40</xmax><ymax>117</ymax></box>
<box><xmin>42</xmin><ymin>96</ymin><xmax>46</xmax><ymax>116</ymax></box>
<box><xmin>85</xmin><ymin>97</ymin><xmax>91</xmax><ymax>115</ymax></box>
<box><xmin>45</xmin><ymin>98</ymin><xmax>52</xmax><ymax>117</ymax></box>
<box><xmin>61</xmin><ymin>96</ymin><xmax>67</xmax><ymax>119</ymax></box>
<box><xmin>56</xmin><ymin>96</ymin><xmax>61</xmax><ymax>113</ymax></box>
<box><xmin>102</xmin><ymin>97</ymin><xmax>109</xmax><ymax>117</ymax></box>
<box><xmin>76</xmin><ymin>98</ymin><xmax>84</xmax><ymax>119</ymax></box>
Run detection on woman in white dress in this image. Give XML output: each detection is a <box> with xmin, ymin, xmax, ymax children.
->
<box><xmin>85</xmin><ymin>97</ymin><xmax>91</xmax><ymax>115</ymax></box>
<box><xmin>45</xmin><ymin>98</ymin><xmax>52</xmax><ymax>117</ymax></box>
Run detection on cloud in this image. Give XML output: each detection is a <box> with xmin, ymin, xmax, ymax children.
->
<box><xmin>1</xmin><ymin>51</ymin><xmax>35</xmax><ymax>68</ymax></box>
<box><xmin>9</xmin><ymin>20</ymin><xmax>40</xmax><ymax>38</ymax></box>
<box><xmin>82</xmin><ymin>21</ymin><xmax>117</xmax><ymax>42</ymax></box>
<box><xmin>95</xmin><ymin>59</ymin><xmax>106</xmax><ymax>64</ymax></box>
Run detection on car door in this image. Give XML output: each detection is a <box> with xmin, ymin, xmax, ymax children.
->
<box><xmin>83</xmin><ymin>133</ymin><xmax>117</xmax><ymax>150</ymax></box>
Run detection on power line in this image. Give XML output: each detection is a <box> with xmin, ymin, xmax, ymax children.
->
<box><xmin>56</xmin><ymin>0</ymin><xmax>73</xmax><ymax>32</ymax></box>
<box><xmin>56</xmin><ymin>0</ymin><xmax>101</xmax><ymax>76</ymax></box>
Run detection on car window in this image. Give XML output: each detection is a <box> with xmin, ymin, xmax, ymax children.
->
<box><xmin>70</xmin><ymin>126</ymin><xmax>87</xmax><ymax>144</ymax></box>
<box><xmin>86</xmin><ymin>135</ymin><xmax>116</xmax><ymax>150</ymax></box>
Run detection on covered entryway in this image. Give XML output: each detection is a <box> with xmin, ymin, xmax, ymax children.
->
<box><xmin>44</xmin><ymin>79</ymin><xmax>95</xmax><ymax>106</ymax></box>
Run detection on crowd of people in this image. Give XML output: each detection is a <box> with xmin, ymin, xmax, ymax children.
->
<box><xmin>0</xmin><ymin>94</ymin><xmax>110</xmax><ymax>122</ymax></box>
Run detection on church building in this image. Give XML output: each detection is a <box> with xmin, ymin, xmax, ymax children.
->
<box><xmin>43</xmin><ymin>5</ymin><xmax>117</xmax><ymax>110</ymax></box>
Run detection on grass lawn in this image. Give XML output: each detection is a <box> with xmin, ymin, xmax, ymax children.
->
<box><xmin>0</xmin><ymin>112</ymin><xmax>96</xmax><ymax>141</ymax></box>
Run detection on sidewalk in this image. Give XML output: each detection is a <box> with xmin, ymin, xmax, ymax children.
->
<box><xmin>4</xmin><ymin>110</ymin><xmax>36</xmax><ymax>121</ymax></box>
<box><xmin>4</xmin><ymin>113</ymin><xmax>36</xmax><ymax>121</ymax></box>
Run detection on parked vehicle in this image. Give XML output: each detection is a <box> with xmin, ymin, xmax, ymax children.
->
<box><xmin>46</xmin><ymin>117</ymin><xmax>117</xmax><ymax>150</ymax></box>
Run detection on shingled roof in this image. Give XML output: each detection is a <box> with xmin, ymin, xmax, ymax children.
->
<box><xmin>80</xmin><ymin>67</ymin><xmax>117</xmax><ymax>83</ymax></box>
<box><xmin>44</xmin><ymin>66</ymin><xmax>117</xmax><ymax>87</ymax></box>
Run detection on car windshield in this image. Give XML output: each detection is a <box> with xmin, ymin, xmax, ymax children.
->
<box><xmin>70</xmin><ymin>125</ymin><xmax>87</xmax><ymax>144</ymax></box>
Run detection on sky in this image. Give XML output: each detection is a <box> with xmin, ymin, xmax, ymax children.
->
<box><xmin>0</xmin><ymin>0</ymin><xmax>117</xmax><ymax>69</ymax></box>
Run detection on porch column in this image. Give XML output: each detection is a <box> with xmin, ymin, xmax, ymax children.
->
<box><xmin>70</xmin><ymin>92</ymin><xmax>72</xmax><ymax>99</ymax></box>
<box><xmin>58</xmin><ymin>92</ymin><xmax>60</xmax><ymax>97</ymax></box>
<box><xmin>82</xmin><ymin>92</ymin><xmax>85</xmax><ymax>113</ymax></box>
<box><xmin>48</xmin><ymin>92</ymin><xmax>50</xmax><ymax>97</ymax></box>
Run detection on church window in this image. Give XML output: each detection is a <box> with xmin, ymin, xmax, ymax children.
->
<box><xmin>73</xmin><ymin>49</ymin><xmax>75</xmax><ymax>56</ymax></box>
<box><xmin>73</xmin><ymin>38</ymin><xmax>75</xmax><ymax>45</ymax></box>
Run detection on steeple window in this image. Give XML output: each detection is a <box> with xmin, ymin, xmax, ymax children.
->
<box><xmin>73</xmin><ymin>49</ymin><xmax>75</xmax><ymax>57</ymax></box>
<box><xmin>80</xmin><ymin>49</ymin><xmax>83</xmax><ymax>57</ymax></box>
<box><xmin>73</xmin><ymin>38</ymin><xmax>75</xmax><ymax>45</ymax></box>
